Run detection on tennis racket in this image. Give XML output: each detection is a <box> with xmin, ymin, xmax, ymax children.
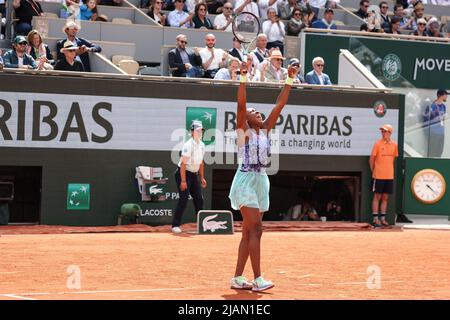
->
<box><xmin>231</xmin><ymin>11</ymin><xmax>261</xmax><ymax>62</ymax></box>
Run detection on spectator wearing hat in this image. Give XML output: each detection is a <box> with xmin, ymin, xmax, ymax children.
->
<box><xmin>260</xmin><ymin>48</ymin><xmax>288</xmax><ymax>83</ymax></box>
<box><xmin>305</xmin><ymin>56</ymin><xmax>332</xmax><ymax>85</ymax></box>
<box><xmin>56</xmin><ymin>21</ymin><xmax>102</xmax><ymax>72</ymax></box>
<box><xmin>171</xmin><ymin>120</ymin><xmax>207</xmax><ymax>234</ymax></box>
<box><xmin>409</xmin><ymin>2</ymin><xmax>425</xmax><ymax>31</ymax></box>
<box><xmin>369</xmin><ymin>124</ymin><xmax>399</xmax><ymax>227</ymax></box>
<box><xmin>12</xmin><ymin>0</ymin><xmax>43</xmax><ymax>35</ymax></box>
<box><xmin>288</xmin><ymin>58</ymin><xmax>304</xmax><ymax>83</ymax></box>
<box><xmin>262</xmin><ymin>7</ymin><xmax>285</xmax><ymax>53</ymax></box>
<box><xmin>2</xmin><ymin>35</ymin><xmax>37</xmax><ymax>69</ymax></box>
<box><xmin>55</xmin><ymin>40</ymin><xmax>85</xmax><ymax>72</ymax></box>
<box><xmin>311</xmin><ymin>8</ymin><xmax>337</xmax><ymax>29</ymax></box>
<box><xmin>426</xmin><ymin>17</ymin><xmax>444</xmax><ymax>37</ymax></box>
<box><xmin>379</xmin><ymin>1</ymin><xmax>391</xmax><ymax>33</ymax></box>
<box><xmin>168</xmin><ymin>34</ymin><xmax>203</xmax><ymax>78</ymax></box>
<box><xmin>167</xmin><ymin>0</ymin><xmax>193</xmax><ymax>28</ymax></box>
<box><xmin>423</xmin><ymin>89</ymin><xmax>448</xmax><ymax>158</ymax></box>
<box><xmin>411</xmin><ymin>17</ymin><xmax>428</xmax><ymax>36</ymax></box>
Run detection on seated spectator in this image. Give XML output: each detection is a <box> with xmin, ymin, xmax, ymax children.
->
<box><xmin>311</xmin><ymin>8</ymin><xmax>337</xmax><ymax>30</ymax></box>
<box><xmin>379</xmin><ymin>1</ymin><xmax>391</xmax><ymax>33</ymax></box>
<box><xmin>168</xmin><ymin>34</ymin><xmax>203</xmax><ymax>77</ymax></box>
<box><xmin>80</xmin><ymin>0</ymin><xmax>98</xmax><ymax>21</ymax></box>
<box><xmin>251</xmin><ymin>34</ymin><xmax>270</xmax><ymax>71</ymax></box>
<box><xmin>162</xmin><ymin>0</ymin><xmax>175</xmax><ymax>11</ymax></box>
<box><xmin>245</xmin><ymin>54</ymin><xmax>262</xmax><ymax>82</ymax></box>
<box><xmin>260</xmin><ymin>49</ymin><xmax>288</xmax><ymax>83</ymax></box>
<box><xmin>234</xmin><ymin>0</ymin><xmax>259</xmax><ymax>20</ymax></box>
<box><xmin>288</xmin><ymin>58</ymin><xmax>305</xmax><ymax>83</ymax></box>
<box><xmin>393</xmin><ymin>3</ymin><xmax>410</xmax><ymax>30</ymax></box>
<box><xmin>214</xmin><ymin>1</ymin><xmax>233</xmax><ymax>32</ymax></box>
<box><xmin>325</xmin><ymin>200</ymin><xmax>342</xmax><ymax>221</ymax></box>
<box><xmin>262</xmin><ymin>8</ymin><xmax>285</xmax><ymax>53</ymax></box>
<box><xmin>388</xmin><ymin>16</ymin><xmax>402</xmax><ymax>34</ymax></box>
<box><xmin>167</xmin><ymin>0</ymin><xmax>193</xmax><ymax>28</ymax></box>
<box><xmin>411</xmin><ymin>17</ymin><xmax>428</xmax><ymax>36</ymax></box>
<box><xmin>12</xmin><ymin>0</ymin><xmax>44</xmax><ymax>36</ymax></box>
<box><xmin>284</xmin><ymin>201</ymin><xmax>303</xmax><ymax>221</ymax></box>
<box><xmin>309</xmin><ymin>0</ymin><xmax>340</xmax><ymax>21</ymax></box>
<box><xmin>199</xmin><ymin>33</ymin><xmax>228</xmax><ymax>78</ymax></box>
<box><xmin>214</xmin><ymin>57</ymin><xmax>240</xmax><ymax>80</ymax></box>
<box><xmin>354</xmin><ymin>0</ymin><xmax>369</xmax><ymax>21</ymax></box>
<box><xmin>409</xmin><ymin>2</ymin><xmax>425</xmax><ymax>31</ymax></box>
<box><xmin>305</xmin><ymin>56</ymin><xmax>332</xmax><ymax>85</ymax></box>
<box><xmin>257</xmin><ymin>0</ymin><xmax>280</xmax><ymax>21</ymax></box>
<box><xmin>365</xmin><ymin>8</ymin><xmax>383</xmax><ymax>32</ymax></box>
<box><xmin>2</xmin><ymin>35</ymin><xmax>37</xmax><ymax>69</ymax></box>
<box><xmin>426</xmin><ymin>17</ymin><xmax>445</xmax><ymax>37</ymax></box>
<box><xmin>192</xmin><ymin>3</ymin><xmax>213</xmax><ymax>29</ymax></box>
<box><xmin>26</xmin><ymin>30</ymin><xmax>54</xmax><ymax>70</ymax></box>
<box><xmin>286</xmin><ymin>7</ymin><xmax>309</xmax><ymax>36</ymax></box>
<box><xmin>300</xmin><ymin>200</ymin><xmax>321</xmax><ymax>221</ymax></box>
<box><xmin>55</xmin><ymin>40</ymin><xmax>85</xmax><ymax>72</ymax></box>
<box><xmin>57</xmin><ymin>21</ymin><xmax>102</xmax><ymax>72</ymax></box>
<box><xmin>278</xmin><ymin>0</ymin><xmax>298</xmax><ymax>20</ymax></box>
<box><xmin>60</xmin><ymin>0</ymin><xmax>80</xmax><ymax>19</ymax></box>
<box><xmin>148</xmin><ymin>0</ymin><xmax>166</xmax><ymax>25</ymax></box>
<box><xmin>229</xmin><ymin>36</ymin><xmax>244</xmax><ymax>61</ymax></box>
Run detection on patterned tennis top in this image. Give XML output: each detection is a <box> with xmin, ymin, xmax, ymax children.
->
<box><xmin>238</xmin><ymin>129</ymin><xmax>271</xmax><ymax>173</ymax></box>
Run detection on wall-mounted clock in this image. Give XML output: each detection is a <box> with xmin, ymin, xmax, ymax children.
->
<box><xmin>411</xmin><ymin>169</ymin><xmax>446</xmax><ymax>204</ymax></box>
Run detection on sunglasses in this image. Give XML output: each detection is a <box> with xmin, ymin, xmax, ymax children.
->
<box><xmin>316</xmin><ymin>64</ymin><xmax>324</xmax><ymax>67</ymax></box>
<box><xmin>178</xmin><ymin>40</ymin><xmax>187</xmax><ymax>44</ymax></box>
<box><xmin>294</xmin><ymin>13</ymin><xmax>301</xmax><ymax>16</ymax></box>
<box><xmin>418</xmin><ymin>23</ymin><xmax>426</xmax><ymax>26</ymax></box>
<box><xmin>17</xmin><ymin>42</ymin><xmax>27</xmax><ymax>45</ymax></box>
<box><xmin>364</xmin><ymin>5</ymin><xmax>369</xmax><ymax>8</ymax></box>
<box><xmin>224</xmin><ymin>7</ymin><xmax>232</xmax><ymax>10</ymax></box>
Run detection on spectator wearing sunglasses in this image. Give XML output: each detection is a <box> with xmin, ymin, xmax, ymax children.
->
<box><xmin>260</xmin><ymin>49</ymin><xmax>288</xmax><ymax>83</ymax></box>
<box><xmin>287</xmin><ymin>7</ymin><xmax>309</xmax><ymax>36</ymax></box>
<box><xmin>214</xmin><ymin>2</ymin><xmax>233</xmax><ymax>31</ymax></box>
<box><xmin>192</xmin><ymin>3</ymin><xmax>213</xmax><ymax>29</ymax></box>
<box><xmin>305</xmin><ymin>57</ymin><xmax>332</xmax><ymax>85</ymax></box>
<box><xmin>411</xmin><ymin>17</ymin><xmax>428</xmax><ymax>36</ymax></box>
<box><xmin>2</xmin><ymin>35</ymin><xmax>37</xmax><ymax>69</ymax></box>
<box><xmin>168</xmin><ymin>34</ymin><xmax>203</xmax><ymax>77</ymax></box>
<box><xmin>354</xmin><ymin>0</ymin><xmax>370</xmax><ymax>20</ymax></box>
<box><xmin>148</xmin><ymin>0</ymin><xmax>166</xmax><ymax>25</ymax></box>
<box><xmin>379</xmin><ymin>1</ymin><xmax>391</xmax><ymax>33</ymax></box>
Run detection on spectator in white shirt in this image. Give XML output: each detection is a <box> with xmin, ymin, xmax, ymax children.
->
<box><xmin>258</xmin><ymin>0</ymin><xmax>281</xmax><ymax>21</ymax></box>
<box><xmin>262</xmin><ymin>7</ymin><xmax>285</xmax><ymax>53</ymax></box>
<box><xmin>214</xmin><ymin>1</ymin><xmax>233</xmax><ymax>31</ymax></box>
<box><xmin>234</xmin><ymin>0</ymin><xmax>259</xmax><ymax>18</ymax></box>
<box><xmin>198</xmin><ymin>33</ymin><xmax>228</xmax><ymax>78</ymax></box>
<box><xmin>250</xmin><ymin>33</ymin><xmax>270</xmax><ymax>70</ymax></box>
<box><xmin>167</xmin><ymin>0</ymin><xmax>194</xmax><ymax>28</ymax></box>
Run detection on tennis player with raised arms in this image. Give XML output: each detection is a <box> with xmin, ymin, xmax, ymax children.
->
<box><xmin>228</xmin><ymin>60</ymin><xmax>299</xmax><ymax>292</ymax></box>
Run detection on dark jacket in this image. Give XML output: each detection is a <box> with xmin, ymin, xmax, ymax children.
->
<box><xmin>28</xmin><ymin>44</ymin><xmax>53</xmax><ymax>61</ymax></box>
<box><xmin>147</xmin><ymin>10</ymin><xmax>166</xmax><ymax>25</ymax></box>
<box><xmin>14</xmin><ymin>0</ymin><xmax>42</xmax><ymax>24</ymax></box>
<box><xmin>354</xmin><ymin>9</ymin><xmax>368</xmax><ymax>20</ymax></box>
<box><xmin>192</xmin><ymin>16</ymin><xmax>213</xmax><ymax>29</ymax></box>
<box><xmin>56</xmin><ymin>37</ymin><xmax>102</xmax><ymax>72</ymax></box>
<box><xmin>2</xmin><ymin>49</ymin><xmax>37</xmax><ymax>69</ymax></box>
<box><xmin>168</xmin><ymin>47</ymin><xmax>202</xmax><ymax>77</ymax></box>
<box><xmin>228</xmin><ymin>48</ymin><xmax>244</xmax><ymax>61</ymax></box>
<box><xmin>55</xmin><ymin>58</ymin><xmax>85</xmax><ymax>72</ymax></box>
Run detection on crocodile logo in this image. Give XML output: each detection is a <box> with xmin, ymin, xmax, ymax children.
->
<box><xmin>148</xmin><ymin>185</ymin><xmax>163</xmax><ymax>195</ymax></box>
<box><xmin>202</xmin><ymin>214</ymin><xmax>228</xmax><ymax>232</ymax></box>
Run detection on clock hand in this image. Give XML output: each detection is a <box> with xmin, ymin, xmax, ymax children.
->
<box><xmin>426</xmin><ymin>184</ymin><xmax>439</xmax><ymax>196</ymax></box>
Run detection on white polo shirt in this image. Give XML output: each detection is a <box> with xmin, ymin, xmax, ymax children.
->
<box><xmin>178</xmin><ymin>138</ymin><xmax>206</xmax><ymax>173</ymax></box>
<box><xmin>199</xmin><ymin>47</ymin><xmax>226</xmax><ymax>70</ymax></box>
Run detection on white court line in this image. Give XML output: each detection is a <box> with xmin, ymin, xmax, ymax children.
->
<box><xmin>335</xmin><ymin>279</ymin><xmax>444</xmax><ymax>285</ymax></box>
<box><xmin>2</xmin><ymin>294</ymin><xmax>38</xmax><ymax>300</ymax></box>
<box><xmin>1</xmin><ymin>286</ymin><xmax>199</xmax><ymax>298</ymax></box>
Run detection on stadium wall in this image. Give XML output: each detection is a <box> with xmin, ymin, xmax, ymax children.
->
<box><xmin>0</xmin><ymin>72</ymin><xmax>404</xmax><ymax>225</ymax></box>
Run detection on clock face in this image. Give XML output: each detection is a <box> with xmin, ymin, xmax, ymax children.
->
<box><xmin>411</xmin><ymin>169</ymin><xmax>446</xmax><ymax>204</ymax></box>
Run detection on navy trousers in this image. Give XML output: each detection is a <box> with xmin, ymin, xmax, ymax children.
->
<box><xmin>172</xmin><ymin>167</ymin><xmax>204</xmax><ymax>227</ymax></box>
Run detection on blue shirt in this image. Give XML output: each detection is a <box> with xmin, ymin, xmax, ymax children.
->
<box><xmin>424</xmin><ymin>102</ymin><xmax>446</xmax><ymax>135</ymax></box>
<box><xmin>80</xmin><ymin>4</ymin><xmax>93</xmax><ymax>21</ymax></box>
<box><xmin>167</xmin><ymin>9</ymin><xmax>192</xmax><ymax>28</ymax></box>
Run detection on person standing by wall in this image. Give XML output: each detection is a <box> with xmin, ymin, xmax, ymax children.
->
<box><xmin>423</xmin><ymin>89</ymin><xmax>448</xmax><ymax>158</ymax></box>
<box><xmin>369</xmin><ymin>124</ymin><xmax>399</xmax><ymax>227</ymax></box>
<box><xmin>172</xmin><ymin>121</ymin><xmax>207</xmax><ymax>233</ymax></box>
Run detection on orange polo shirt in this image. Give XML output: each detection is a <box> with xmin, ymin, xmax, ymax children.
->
<box><xmin>371</xmin><ymin>138</ymin><xmax>398</xmax><ymax>180</ymax></box>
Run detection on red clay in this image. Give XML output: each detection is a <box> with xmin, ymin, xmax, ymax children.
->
<box><xmin>1</xmin><ymin>229</ymin><xmax>449</xmax><ymax>300</ymax></box>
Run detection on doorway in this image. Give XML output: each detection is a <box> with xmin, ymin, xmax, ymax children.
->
<box><xmin>0</xmin><ymin>166</ymin><xmax>42</xmax><ymax>224</ymax></box>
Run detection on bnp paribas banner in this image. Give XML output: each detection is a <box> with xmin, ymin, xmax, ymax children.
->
<box><xmin>0</xmin><ymin>91</ymin><xmax>398</xmax><ymax>156</ymax></box>
<box><xmin>302</xmin><ymin>33</ymin><xmax>450</xmax><ymax>90</ymax></box>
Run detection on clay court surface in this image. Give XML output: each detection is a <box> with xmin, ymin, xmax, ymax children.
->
<box><xmin>1</xmin><ymin>228</ymin><xmax>450</xmax><ymax>300</ymax></box>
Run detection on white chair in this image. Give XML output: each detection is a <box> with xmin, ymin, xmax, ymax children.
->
<box><xmin>118</xmin><ymin>59</ymin><xmax>140</xmax><ymax>75</ymax></box>
<box><xmin>112</xmin><ymin>18</ymin><xmax>133</xmax><ymax>25</ymax></box>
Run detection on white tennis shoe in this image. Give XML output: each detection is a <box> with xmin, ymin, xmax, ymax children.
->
<box><xmin>252</xmin><ymin>276</ymin><xmax>274</xmax><ymax>292</ymax></box>
<box><xmin>171</xmin><ymin>226</ymin><xmax>182</xmax><ymax>233</ymax></box>
<box><xmin>230</xmin><ymin>276</ymin><xmax>253</xmax><ymax>290</ymax></box>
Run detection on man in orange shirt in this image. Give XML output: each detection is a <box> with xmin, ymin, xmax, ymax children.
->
<box><xmin>369</xmin><ymin>124</ymin><xmax>399</xmax><ymax>227</ymax></box>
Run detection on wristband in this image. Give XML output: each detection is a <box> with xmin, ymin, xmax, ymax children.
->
<box><xmin>285</xmin><ymin>77</ymin><xmax>294</xmax><ymax>86</ymax></box>
<box><xmin>240</xmin><ymin>74</ymin><xmax>247</xmax><ymax>83</ymax></box>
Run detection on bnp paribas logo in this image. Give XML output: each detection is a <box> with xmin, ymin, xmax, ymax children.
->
<box><xmin>186</xmin><ymin>107</ymin><xmax>217</xmax><ymax>146</ymax></box>
<box><xmin>382</xmin><ymin>54</ymin><xmax>402</xmax><ymax>81</ymax></box>
<box><xmin>67</xmin><ymin>183</ymin><xmax>90</xmax><ymax>210</ymax></box>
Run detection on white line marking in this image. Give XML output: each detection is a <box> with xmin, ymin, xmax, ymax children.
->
<box><xmin>2</xmin><ymin>294</ymin><xmax>38</xmax><ymax>300</ymax></box>
<box><xmin>335</xmin><ymin>279</ymin><xmax>443</xmax><ymax>285</ymax></box>
<box><xmin>1</xmin><ymin>287</ymin><xmax>198</xmax><ymax>298</ymax></box>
